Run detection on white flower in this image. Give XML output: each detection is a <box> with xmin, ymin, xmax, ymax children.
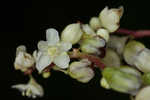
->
<box><xmin>68</xmin><ymin>59</ymin><xmax>94</xmax><ymax>83</ymax></box>
<box><xmin>11</xmin><ymin>76</ymin><xmax>44</xmax><ymax>98</ymax></box>
<box><xmin>99</xmin><ymin>6</ymin><xmax>124</xmax><ymax>32</ymax></box>
<box><xmin>35</xmin><ymin>28</ymin><xmax>72</xmax><ymax>73</ymax></box>
<box><xmin>14</xmin><ymin>45</ymin><xmax>35</xmax><ymax>72</ymax></box>
<box><xmin>61</xmin><ymin>23</ymin><xmax>83</xmax><ymax>44</ymax></box>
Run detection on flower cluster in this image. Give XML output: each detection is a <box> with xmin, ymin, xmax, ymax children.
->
<box><xmin>12</xmin><ymin>6</ymin><xmax>150</xmax><ymax>100</ymax></box>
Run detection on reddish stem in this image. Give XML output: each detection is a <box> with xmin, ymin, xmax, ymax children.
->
<box><xmin>116</xmin><ymin>28</ymin><xmax>150</xmax><ymax>38</ymax></box>
<box><xmin>69</xmin><ymin>49</ymin><xmax>105</xmax><ymax>70</ymax></box>
<box><xmin>24</xmin><ymin>67</ymin><xmax>35</xmax><ymax>75</ymax></box>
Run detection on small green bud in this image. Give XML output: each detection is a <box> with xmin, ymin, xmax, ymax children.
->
<box><xmin>42</xmin><ymin>72</ymin><xmax>51</xmax><ymax>78</ymax></box>
<box><xmin>102</xmin><ymin>66</ymin><xmax>142</xmax><ymax>94</ymax></box>
<box><xmin>142</xmin><ymin>72</ymin><xmax>150</xmax><ymax>85</ymax></box>
<box><xmin>89</xmin><ymin>17</ymin><xmax>102</xmax><ymax>31</ymax></box>
<box><xmin>61</xmin><ymin>23</ymin><xmax>83</xmax><ymax>44</ymax></box>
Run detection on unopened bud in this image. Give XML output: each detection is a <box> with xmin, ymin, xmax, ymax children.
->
<box><xmin>107</xmin><ymin>35</ymin><xmax>128</xmax><ymax>55</ymax></box>
<box><xmin>82</xmin><ymin>24</ymin><xmax>95</xmax><ymax>35</ymax></box>
<box><xmin>102</xmin><ymin>66</ymin><xmax>142</xmax><ymax>94</ymax></box>
<box><xmin>100</xmin><ymin>77</ymin><xmax>110</xmax><ymax>89</ymax></box>
<box><xmin>134</xmin><ymin>48</ymin><xmax>150</xmax><ymax>73</ymax></box>
<box><xmin>96</xmin><ymin>28</ymin><xmax>109</xmax><ymax>42</ymax></box>
<box><xmin>142</xmin><ymin>72</ymin><xmax>150</xmax><ymax>85</ymax></box>
<box><xmin>68</xmin><ymin>59</ymin><xmax>94</xmax><ymax>83</ymax></box>
<box><xmin>80</xmin><ymin>37</ymin><xmax>105</xmax><ymax>54</ymax></box>
<box><xmin>99</xmin><ymin>6</ymin><xmax>124</xmax><ymax>32</ymax></box>
<box><xmin>135</xmin><ymin>86</ymin><xmax>150</xmax><ymax>100</ymax></box>
<box><xmin>89</xmin><ymin>17</ymin><xmax>102</xmax><ymax>31</ymax></box>
<box><xmin>101</xmin><ymin>48</ymin><xmax>121</xmax><ymax>67</ymax></box>
<box><xmin>123</xmin><ymin>40</ymin><xmax>145</xmax><ymax>66</ymax></box>
<box><xmin>61</xmin><ymin>23</ymin><xmax>83</xmax><ymax>44</ymax></box>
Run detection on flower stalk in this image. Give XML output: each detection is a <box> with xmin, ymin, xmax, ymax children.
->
<box><xmin>69</xmin><ymin>49</ymin><xmax>106</xmax><ymax>70</ymax></box>
<box><xmin>116</xmin><ymin>28</ymin><xmax>150</xmax><ymax>38</ymax></box>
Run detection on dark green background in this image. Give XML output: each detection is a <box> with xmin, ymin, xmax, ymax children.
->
<box><xmin>1</xmin><ymin>0</ymin><xmax>150</xmax><ymax>100</ymax></box>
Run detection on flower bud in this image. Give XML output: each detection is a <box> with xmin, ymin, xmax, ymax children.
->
<box><xmin>135</xmin><ymin>86</ymin><xmax>150</xmax><ymax>100</ymax></box>
<box><xmin>107</xmin><ymin>35</ymin><xmax>128</xmax><ymax>55</ymax></box>
<box><xmin>134</xmin><ymin>48</ymin><xmax>150</xmax><ymax>72</ymax></box>
<box><xmin>102</xmin><ymin>66</ymin><xmax>142</xmax><ymax>94</ymax></box>
<box><xmin>68</xmin><ymin>59</ymin><xmax>94</xmax><ymax>83</ymax></box>
<box><xmin>99</xmin><ymin>6</ymin><xmax>124</xmax><ymax>32</ymax></box>
<box><xmin>61</xmin><ymin>23</ymin><xmax>83</xmax><ymax>44</ymax></box>
<box><xmin>89</xmin><ymin>17</ymin><xmax>102</xmax><ymax>31</ymax></box>
<box><xmin>142</xmin><ymin>72</ymin><xmax>150</xmax><ymax>85</ymax></box>
<box><xmin>101</xmin><ymin>48</ymin><xmax>121</xmax><ymax>67</ymax></box>
<box><xmin>82</xmin><ymin>24</ymin><xmax>95</xmax><ymax>35</ymax></box>
<box><xmin>42</xmin><ymin>72</ymin><xmax>51</xmax><ymax>78</ymax></box>
<box><xmin>100</xmin><ymin>77</ymin><xmax>110</xmax><ymax>89</ymax></box>
<box><xmin>80</xmin><ymin>37</ymin><xmax>105</xmax><ymax>54</ymax></box>
<box><xmin>14</xmin><ymin>46</ymin><xmax>35</xmax><ymax>72</ymax></box>
<box><xmin>16</xmin><ymin>45</ymin><xmax>26</xmax><ymax>56</ymax></box>
<box><xmin>96</xmin><ymin>28</ymin><xmax>109</xmax><ymax>42</ymax></box>
<box><xmin>123</xmin><ymin>40</ymin><xmax>145</xmax><ymax>66</ymax></box>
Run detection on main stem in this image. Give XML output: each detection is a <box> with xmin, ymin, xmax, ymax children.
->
<box><xmin>116</xmin><ymin>28</ymin><xmax>150</xmax><ymax>38</ymax></box>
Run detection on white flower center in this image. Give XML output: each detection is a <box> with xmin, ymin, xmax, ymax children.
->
<box><xmin>48</xmin><ymin>47</ymin><xmax>58</xmax><ymax>57</ymax></box>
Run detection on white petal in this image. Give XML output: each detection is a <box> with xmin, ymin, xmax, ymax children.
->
<box><xmin>46</xmin><ymin>28</ymin><xmax>60</xmax><ymax>46</ymax></box>
<box><xmin>11</xmin><ymin>84</ymin><xmax>28</xmax><ymax>91</ymax></box>
<box><xmin>58</xmin><ymin>42</ymin><xmax>72</xmax><ymax>52</ymax></box>
<box><xmin>37</xmin><ymin>40</ymin><xmax>48</xmax><ymax>52</ymax></box>
<box><xmin>54</xmin><ymin>52</ymin><xmax>70</xmax><ymax>69</ymax></box>
<box><xmin>36</xmin><ymin>53</ymin><xmax>52</xmax><ymax>73</ymax></box>
<box><xmin>12</xmin><ymin>76</ymin><xmax>44</xmax><ymax>98</ymax></box>
<box><xmin>28</xmin><ymin>77</ymin><xmax>44</xmax><ymax>97</ymax></box>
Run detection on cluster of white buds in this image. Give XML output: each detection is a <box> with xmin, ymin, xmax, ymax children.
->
<box><xmin>12</xmin><ymin>5</ymin><xmax>150</xmax><ymax>100</ymax></box>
